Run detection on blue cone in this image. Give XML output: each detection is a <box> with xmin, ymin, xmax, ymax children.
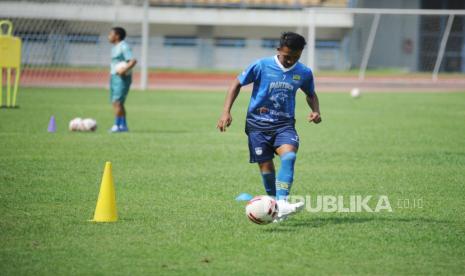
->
<box><xmin>235</xmin><ymin>193</ymin><xmax>253</xmax><ymax>201</ymax></box>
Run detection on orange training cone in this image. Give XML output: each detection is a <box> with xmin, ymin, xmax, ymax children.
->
<box><xmin>92</xmin><ymin>162</ymin><xmax>118</xmax><ymax>222</ymax></box>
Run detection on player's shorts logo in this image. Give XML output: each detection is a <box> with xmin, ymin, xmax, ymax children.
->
<box><xmin>255</xmin><ymin>147</ymin><xmax>263</xmax><ymax>155</ymax></box>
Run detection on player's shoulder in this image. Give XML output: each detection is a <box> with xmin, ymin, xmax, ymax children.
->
<box><xmin>244</xmin><ymin>56</ymin><xmax>273</xmax><ymax>73</ymax></box>
<box><xmin>260</xmin><ymin>56</ymin><xmax>275</xmax><ymax>64</ymax></box>
<box><xmin>119</xmin><ymin>40</ymin><xmax>131</xmax><ymax>49</ymax></box>
<box><xmin>295</xmin><ymin>62</ymin><xmax>314</xmax><ymax>78</ymax></box>
<box><xmin>295</xmin><ymin>62</ymin><xmax>313</xmax><ymax>74</ymax></box>
<box><xmin>251</xmin><ymin>56</ymin><xmax>274</xmax><ymax>67</ymax></box>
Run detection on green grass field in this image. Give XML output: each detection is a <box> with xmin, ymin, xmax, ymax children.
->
<box><xmin>1</xmin><ymin>87</ymin><xmax>465</xmax><ymax>275</ymax></box>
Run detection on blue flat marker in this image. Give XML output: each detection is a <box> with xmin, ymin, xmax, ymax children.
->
<box><xmin>235</xmin><ymin>193</ymin><xmax>253</xmax><ymax>201</ymax></box>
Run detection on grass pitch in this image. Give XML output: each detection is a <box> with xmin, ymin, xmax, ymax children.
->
<box><xmin>1</xmin><ymin>87</ymin><xmax>465</xmax><ymax>275</ymax></box>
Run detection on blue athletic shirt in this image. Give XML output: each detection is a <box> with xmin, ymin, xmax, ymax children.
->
<box><xmin>237</xmin><ymin>55</ymin><xmax>315</xmax><ymax>132</ymax></box>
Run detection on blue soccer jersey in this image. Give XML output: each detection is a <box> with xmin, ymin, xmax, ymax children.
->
<box><xmin>237</xmin><ymin>55</ymin><xmax>315</xmax><ymax>132</ymax></box>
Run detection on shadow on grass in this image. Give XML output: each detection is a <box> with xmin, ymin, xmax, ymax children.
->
<box><xmin>263</xmin><ymin>216</ymin><xmax>451</xmax><ymax>233</ymax></box>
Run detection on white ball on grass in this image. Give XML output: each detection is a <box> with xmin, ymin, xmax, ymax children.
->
<box><xmin>245</xmin><ymin>195</ymin><xmax>278</xmax><ymax>225</ymax></box>
<box><xmin>69</xmin><ymin>118</ymin><xmax>97</xmax><ymax>132</ymax></box>
<box><xmin>69</xmin><ymin>118</ymin><xmax>83</xmax><ymax>131</ymax></box>
<box><xmin>81</xmin><ymin>118</ymin><xmax>97</xmax><ymax>132</ymax></box>
<box><xmin>351</xmin><ymin>87</ymin><xmax>361</xmax><ymax>98</ymax></box>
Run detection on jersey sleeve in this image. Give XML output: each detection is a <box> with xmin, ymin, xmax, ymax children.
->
<box><xmin>300</xmin><ymin>69</ymin><xmax>315</xmax><ymax>97</ymax></box>
<box><xmin>121</xmin><ymin>43</ymin><xmax>134</xmax><ymax>61</ymax></box>
<box><xmin>237</xmin><ymin>60</ymin><xmax>261</xmax><ymax>86</ymax></box>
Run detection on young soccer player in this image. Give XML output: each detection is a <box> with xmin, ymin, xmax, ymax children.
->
<box><xmin>108</xmin><ymin>27</ymin><xmax>137</xmax><ymax>132</ymax></box>
<box><xmin>217</xmin><ymin>32</ymin><xmax>321</xmax><ymax>221</ymax></box>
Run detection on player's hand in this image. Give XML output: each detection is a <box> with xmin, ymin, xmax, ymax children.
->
<box><xmin>308</xmin><ymin>112</ymin><xmax>321</xmax><ymax>124</ymax></box>
<box><xmin>217</xmin><ymin>112</ymin><xmax>232</xmax><ymax>132</ymax></box>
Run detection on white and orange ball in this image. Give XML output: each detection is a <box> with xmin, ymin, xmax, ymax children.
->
<box><xmin>245</xmin><ymin>195</ymin><xmax>278</xmax><ymax>225</ymax></box>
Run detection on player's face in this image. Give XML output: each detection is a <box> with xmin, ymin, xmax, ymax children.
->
<box><xmin>108</xmin><ymin>31</ymin><xmax>118</xmax><ymax>43</ymax></box>
<box><xmin>277</xmin><ymin>46</ymin><xmax>302</xmax><ymax>68</ymax></box>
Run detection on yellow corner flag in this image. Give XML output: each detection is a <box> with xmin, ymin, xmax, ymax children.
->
<box><xmin>92</xmin><ymin>162</ymin><xmax>118</xmax><ymax>222</ymax></box>
<box><xmin>0</xmin><ymin>20</ymin><xmax>21</xmax><ymax>108</ymax></box>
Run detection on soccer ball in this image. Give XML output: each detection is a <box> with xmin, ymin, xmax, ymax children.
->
<box><xmin>69</xmin><ymin>117</ymin><xmax>83</xmax><ymax>131</ymax></box>
<box><xmin>350</xmin><ymin>87</ymin><xmax>361</xmax><ymax>98</ymax></box>
<box><xmin>115</xmin><ymin>61</ymin><xmax>130</xmax><ymax>74</ymax></box>
<box><xmin>245</xmin><ymin>195</ymin><xmax>278</xmax><ymax>225</ymax></box>
<box><xmin>69</xmin><ymin>118</ymin><xmax>97</xmax><ymax>132</ymax></box>
<box><xmin>81</xmin><ymin>118</ymin><xmax>97</xmax><ymax>131</ymax></box>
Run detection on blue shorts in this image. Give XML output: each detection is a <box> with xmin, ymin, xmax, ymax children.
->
<box><xmin>110</xmin><ymin>74</ymin><xmax>132</xmax><ymax>103</ymax></box>
<box><xmin>247</xmin><ymin>127</ymin><xmax>299</xmax><ymax>163</ymax></box>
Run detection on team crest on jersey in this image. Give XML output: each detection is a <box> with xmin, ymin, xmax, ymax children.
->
<box><xmin>270</xmin><ymin>92</ymin><xmax>289</xmax><ymax>109</ymax></box>
<box><xmin>255</xmin><ymin>147</ymin><xmax>263</xmax><ymax>156</ymax></box>
<box><xmin>293</xmin><ymin>74</ymin><xmax>301</xmax><ymax>81</ymax></box>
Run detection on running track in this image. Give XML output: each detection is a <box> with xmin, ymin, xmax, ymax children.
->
<box><xmin>18</xmin><ymin>69</ymin><xmax>465</xmax><ymax>92</ymax></box>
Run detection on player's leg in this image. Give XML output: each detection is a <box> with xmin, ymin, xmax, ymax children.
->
<box><xmin>110</xmin><ymin>75</ymin><xmax>129</xmax><ymax>132</ymax></box>
<box><xmin>111</xmin><ymin>101</ymin><xmax>123</xmax><ymax>132</ymax></box>
<box><xmin>112</xmin><ymin>101</ymin><xmax>124</xmax><ymax>116</ymax></box>
<box><xmin>118</xmin><ymin>102</ymin><xmax>129</xmax><ymax>131</ymax></box>
<box><xmin>248</xmin><ymin>131</ymin><xmax>275</xmax><ymax>195</ymax></box>
<box><xmin>258</xmin><ymin>160</ymin><xmax>276</xmax><ymax>196</ymax></box>
<box><xmin>110</xmin><ymin>75</ymin><xmax>122</xmax><ymax>131</ymax></box>
<box><xmin>273</xmin><ymin>128</ymin><xmax>303</xmax><ymax>221</ymax></box>
<box><xmin>275</xmin><ymin>144</ymin><xmax>297</xmax><ymax>200</ymax></box>
<box><xmin>274</xmin><ymin>128</ymin><xmax>300</xmax><ymax>199</ymax></box>
<box><xmin>118</xmin><ymin>75</ymin><xmax>131</xmax><ymax>131</ymax></box>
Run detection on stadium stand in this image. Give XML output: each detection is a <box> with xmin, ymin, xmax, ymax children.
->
<box><xmin>149</xmin><ymin>0</ymin><xmax>348</xmax><ymax>9</ymax></box>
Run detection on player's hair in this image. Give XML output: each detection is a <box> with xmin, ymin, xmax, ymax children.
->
<box><xmin>279</xmin><ymin>32</ymin><xmax>306</xmax><ymax>51</ymax></box>
<box><xmin>112</xmin><ymin>27</ymin><xmax>127</xmax><ymax>41</ymax></box>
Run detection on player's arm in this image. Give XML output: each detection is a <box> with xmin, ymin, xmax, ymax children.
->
<box><xmin>217</xmin><ymin>60</ymin><xmax>259</xmax><ymax>132</ymax></box>
<box><xmin>306</xmin><ymin>92</ymin><xmax>321</xmax><ymax>124</ymax></box>
<box><xmin>217</xmin><ymin>78</ymin><xmax>242</xmax><ymax>132</ymax></box>
<box><xmin>126</xmin><ymin>59</ymin><xmax>137</xmax><ymax>71</ymax></box>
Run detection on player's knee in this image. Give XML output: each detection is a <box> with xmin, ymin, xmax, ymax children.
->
<box><xmin>258</xmin><ymin>160</ymin><xmax>274</xmax><ymax>172</ymax></box>
<box><xmin>280</xmin><ymin>151</ymin><xmax>296</xmax><ymax>163</ymax></box>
